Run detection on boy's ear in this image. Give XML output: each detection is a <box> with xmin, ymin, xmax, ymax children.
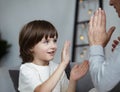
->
<box><xmin>30</xmin><ymin>47</ymin><xmax>34</xmax><ymax>52</ymax></box>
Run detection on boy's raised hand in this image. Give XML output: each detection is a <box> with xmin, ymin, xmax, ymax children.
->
<box><xmin>70</xmin><ymin>60</ymin><xmax>89</xmax><ymax>81</ymax></box>
<box><xmin>61</xmin><ymin>41</ymin><xmax>70</xmax><ymax>67</ymax></box>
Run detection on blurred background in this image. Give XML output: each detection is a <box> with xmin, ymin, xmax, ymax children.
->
<box><xmin>0</xmin><ymin>0</ymin><xmax>120</xmax><ymax>92</ymax></box>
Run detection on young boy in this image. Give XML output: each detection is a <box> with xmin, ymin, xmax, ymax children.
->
<box><xmin>18</xmin><ymin>20</ymin><xmax>89</xmax><ymax>92</ymax></box>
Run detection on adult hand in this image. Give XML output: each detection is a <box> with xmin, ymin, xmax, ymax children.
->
<box><xmin>88</xmin><ymin>8</ymin><xmax>115</xmax><ymax>47</ymax></box>
<box><xmin>70</xmin><ymin>60</ymin><xmax>89</xmax><ymax>81</ymax></box>
<box><xmin>112</xmin><ymin>36</ymin><xmax>120</xmax><ymax>52</ymax></box>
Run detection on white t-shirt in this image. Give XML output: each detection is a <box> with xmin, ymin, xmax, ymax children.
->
<box><xmin>18</xmin><ymin>61</ymin><xmax>69</xmax><ymax>92</ymax></box>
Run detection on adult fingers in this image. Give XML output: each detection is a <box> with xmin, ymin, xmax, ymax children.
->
<box><xmin>107</xmin><ymin>26</ymin><xmax>116</xmax><ymax>41</ymax></box>
<box><xmin>101</xmin><ymin>10</ymin><xmax>106</xmax><ymax>30</ymax></box>
<box><xmin>98</xmin><ymin>8</ymin><xmax>102</xmax><ymax>26</ymax></box>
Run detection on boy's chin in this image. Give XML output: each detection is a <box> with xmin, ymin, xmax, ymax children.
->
<box><xmin>48</xmin><ymin>57</ymin><xmax>54</xmax><ymax>61</ymax></box>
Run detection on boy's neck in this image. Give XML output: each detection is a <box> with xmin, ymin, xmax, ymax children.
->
<box><xmin>32</xmin><ymin>60</ymin><xmax>50</xmax><ymax>66</ymax></box>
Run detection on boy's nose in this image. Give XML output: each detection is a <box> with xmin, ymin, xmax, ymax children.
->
<box><xmin>51</xmin><ymin>42</ymin><xmax>57</xmax><ymax>49</ymax></box>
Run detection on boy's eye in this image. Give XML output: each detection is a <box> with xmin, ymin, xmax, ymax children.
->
<box><xmin>54</xmin><ymin>39</ymin><xmax>57</xmax><ymax>43</ymax></box>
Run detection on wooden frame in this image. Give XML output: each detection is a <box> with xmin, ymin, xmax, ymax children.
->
<box><xmin>72</xmin><ymin>0</ymin><xmax>103</xmax><ymax>62</ymax></box>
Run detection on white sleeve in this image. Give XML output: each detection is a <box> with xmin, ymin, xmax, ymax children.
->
<box><xmin>60</xmin><ymin>71</ymin><xmax>69</xmax><ymax>92</ymax></box>
<box><xmin>18</xmin><ymin>65</ymin><xmax>41</xmax><ymax>92</ymax></box>
<box><xmin>89</xmin><ymin>44</ymin><xmax>120</xmax><ymax>92</ymax></box>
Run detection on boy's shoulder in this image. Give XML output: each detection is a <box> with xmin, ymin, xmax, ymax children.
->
<box><xmin>20</xmin><ymin>63</ymin><xmax>35</xmax><ymax>71</ymax></box>
<box><xmin>20</xmin><ymin>61</ymin><xmax>59</xmax><ymax>71</ymax></box>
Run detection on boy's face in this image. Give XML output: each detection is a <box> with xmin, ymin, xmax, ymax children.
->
<box><xmin>109</xmin><ymin>0</ymin><xmax>120</xmax><ymax>17</ymax></box>
<box><xmin>31</xmin><ymin>36</ymin><xmax>57</xmax><ymax>65</ymax></box>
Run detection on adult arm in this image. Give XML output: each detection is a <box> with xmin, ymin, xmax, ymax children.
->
<box><xmin>89</xmin><ymin>45</ymin><xmax>120</xmax><ymax>92</ymax></box>
<box><xmin>88</xmin><ymin>8</ymin><xmax>120</xmax><ymax>92</ymax></box>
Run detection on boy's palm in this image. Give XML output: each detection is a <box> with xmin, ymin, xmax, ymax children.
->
<box><xmin>61</xmin><ymin>41</ymin><xmax>70</xmax><ymax>66</ymax></box>
<box><xmin>70</xmin><ymin>60</ymin><xmax>89</xmax><ymax>81</ymax></box>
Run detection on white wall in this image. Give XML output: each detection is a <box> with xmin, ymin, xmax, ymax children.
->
<box><xmin>0</xmin><ymin>0</ymin><xmax>75</xmax><ymax>92</ymax></box>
